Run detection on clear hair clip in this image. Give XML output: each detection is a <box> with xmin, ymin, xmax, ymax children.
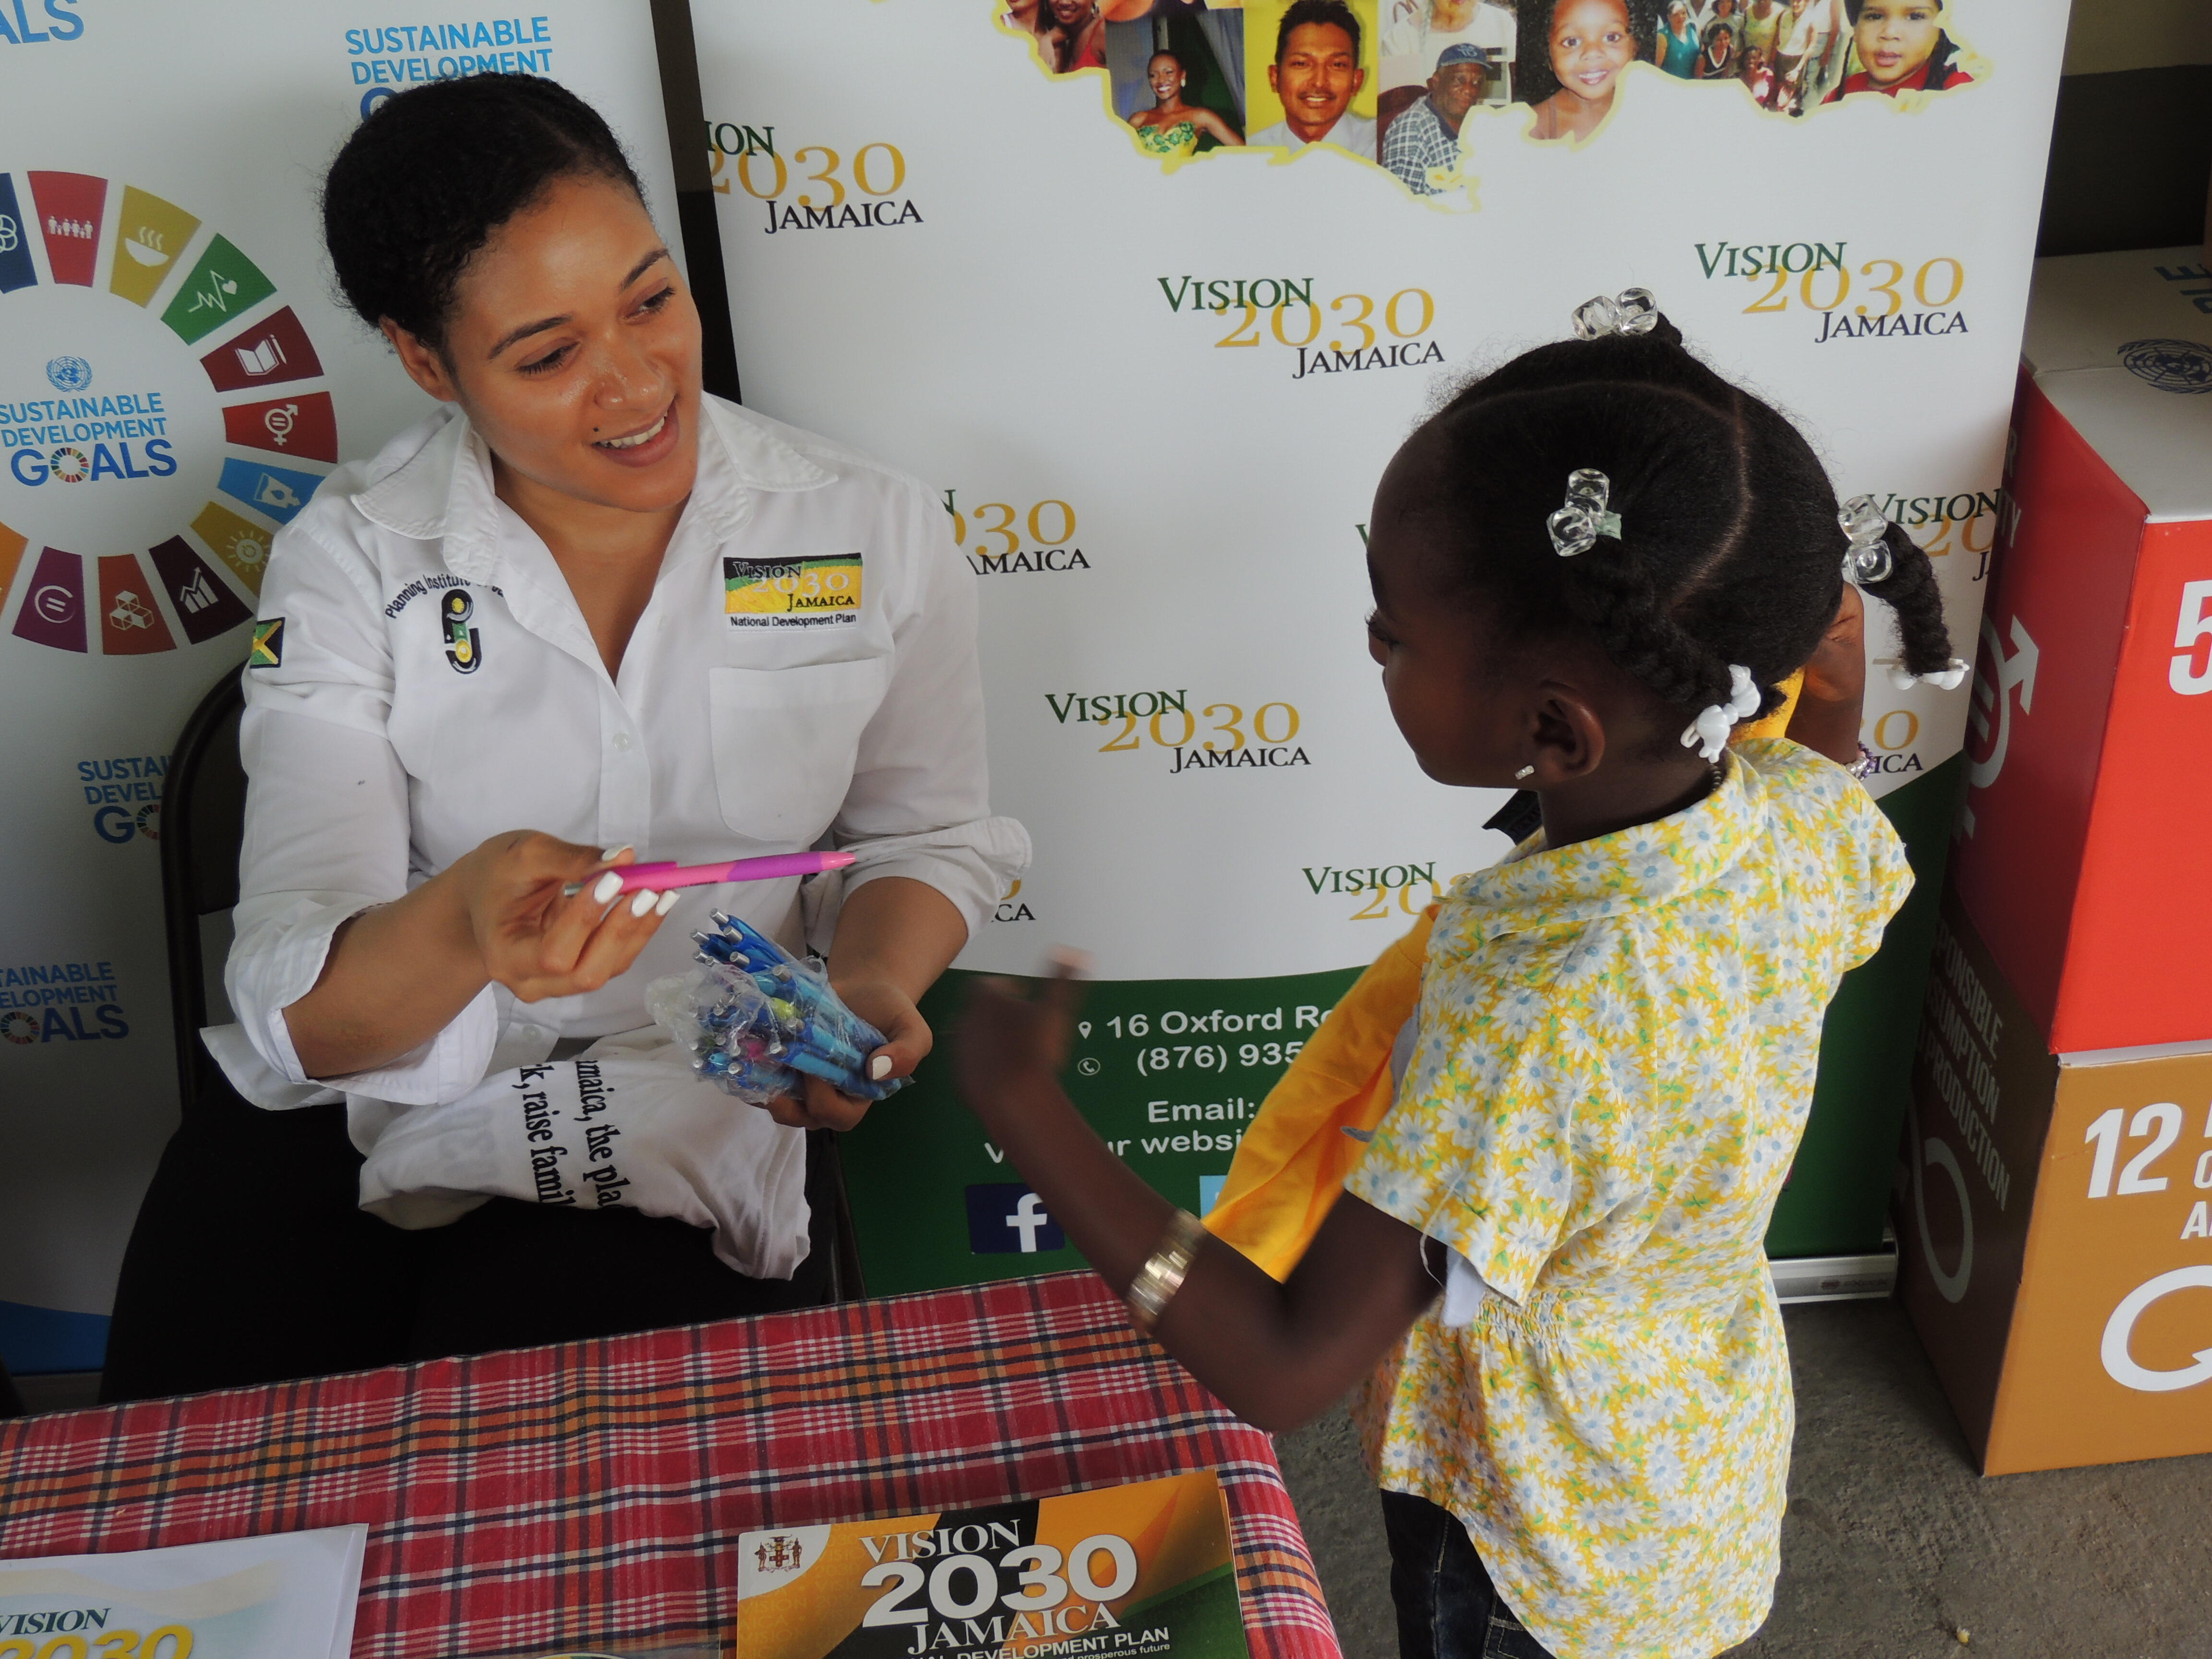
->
<box><xmin>1547</xmin><ymin>468</ymin><xmax>1621</xmax><ymax>557</ymax></box>
<box><xmin>1839</xmin><ymin>494</ymin><xmax>1893</xmax><ymax>585</ymax></box>
<box><xmin>1571</xmin><ymin>288</ymin><xmax>1659</xmax><ymax>340</ymax></box>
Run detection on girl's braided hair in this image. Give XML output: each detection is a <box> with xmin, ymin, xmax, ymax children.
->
<box><xmin>323</xmin><ymin>73</ymin><xmax>646</xmax><ymax>351</ymax></box>
<box><xmin>1408</xmin><ymin>313</ymin><xmax>1955</xmax><ymax>725</ymax></box>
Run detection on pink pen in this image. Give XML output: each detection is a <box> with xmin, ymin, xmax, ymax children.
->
<box><xmin>563</xmin><ymin>849</ymin><xmax>855</xmax><ymax>898</ymax></box>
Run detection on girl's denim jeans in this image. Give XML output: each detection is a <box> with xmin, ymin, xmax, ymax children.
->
<box><xmin>1381</xmin><ymin>1490</ymin><xmax>1559</xmax><ymax>1659</ymax></box>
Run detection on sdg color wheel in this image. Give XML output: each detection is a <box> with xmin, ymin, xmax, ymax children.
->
<box><xmin>0</xmin><ymin>170</ymin><xmax>339</xmax><ymax>657</ymax></box>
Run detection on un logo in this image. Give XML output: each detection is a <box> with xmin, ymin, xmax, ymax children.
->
<box><xmin>46</xmin><ymin>355</ymin><xmax>93</xmax><ymax>392</ymax></box>
<box><xmin>2118</xmin><ymin>338</ymin><xmax>2212</xmax><ymax>395</ymax></box>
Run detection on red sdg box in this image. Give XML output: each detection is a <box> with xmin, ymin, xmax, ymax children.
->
<box><xmin>1952</xmin><ymin>248</ymin><xmax>2212</xmax><ymax>1053</ymax></box>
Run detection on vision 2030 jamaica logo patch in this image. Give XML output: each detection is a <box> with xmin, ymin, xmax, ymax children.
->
<box><xmin>724</xmin><ymin>553</ymin><xmax>861</xmax><ymax>628</ymax></box>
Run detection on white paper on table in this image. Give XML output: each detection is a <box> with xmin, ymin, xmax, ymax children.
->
<box><xmin>0</xmin><ymin>1526</ymin><xmax>367</xmax><ymax>1659</ymax></box>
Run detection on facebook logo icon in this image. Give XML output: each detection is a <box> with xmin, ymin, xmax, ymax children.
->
<box><xmin>964</xmin><ymin>1183</ymin><xmax>1066</xmax><ymax>1254</ymax></box>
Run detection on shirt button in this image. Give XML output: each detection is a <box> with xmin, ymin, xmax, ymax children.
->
<box><xmin>612</xmin><ymin>732</ymin><xmax>633</xmax><ymax>752</ymax></box>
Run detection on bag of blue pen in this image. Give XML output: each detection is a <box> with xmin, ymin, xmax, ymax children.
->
<box><xmin>645</xmin><ymin>910</ymin><xmax>911</xmax><ymax>1106</ymax></box>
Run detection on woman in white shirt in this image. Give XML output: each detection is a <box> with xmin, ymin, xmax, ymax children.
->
<box><xmin>102</xmin><ymin>74</ymin><xmax>1026</xmax><ymax>1399</ymax></box>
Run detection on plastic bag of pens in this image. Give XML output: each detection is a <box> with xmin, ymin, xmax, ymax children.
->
<box><xmin>645</xmin><ymin>910</ymin><xmax>910</xmax><ymax>1106</ymax></box>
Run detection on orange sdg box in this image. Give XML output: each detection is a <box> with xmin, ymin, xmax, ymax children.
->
<box><xmin>1899</xmin><ymin>890</ymin><xmax>2212</xmax><ymax>1475</ymax></box>
<box><xmin>1952</xmin><ymin>248</ymin><xmax>2212</xmax><ymax>1052</ymax></box>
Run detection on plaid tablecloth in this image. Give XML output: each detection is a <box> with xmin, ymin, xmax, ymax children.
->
<box><xmin>0</xmin><ymin>1270</ymin><xmax>1342</xmax><ymax>1659</ymax></box>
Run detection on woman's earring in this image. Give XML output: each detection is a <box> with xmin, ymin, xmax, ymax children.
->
<box><xmin>1515</xmin><ymin>764</ymin><xmax>1536</xmax><ymax>781</ymax></box>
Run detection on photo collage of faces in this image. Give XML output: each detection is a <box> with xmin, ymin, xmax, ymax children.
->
<box><xmin>1005</xmin><ymin>0</ymin><xmax>1982</xmax><ymax>194</ymax></box>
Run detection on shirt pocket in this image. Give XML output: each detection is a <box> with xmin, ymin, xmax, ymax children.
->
<box><xmin>708</xmin><ymin>658</ymin><xmax>890</xmax><ymax>842</ymax></box>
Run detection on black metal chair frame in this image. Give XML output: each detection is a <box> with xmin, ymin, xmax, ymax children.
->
<box><xmin>160</xmin><ymin>670</ymin><xmax>249</xmax><ymax>1120</ymax></box>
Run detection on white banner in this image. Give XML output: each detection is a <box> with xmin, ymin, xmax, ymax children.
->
<box><xmin>0</xmin><ymin>0</ymin><xmax>682</xmax><ymax>1366</ymax></box>
<box><xmin>691</xmin><ymin>0</ymin><xmax>2066</xmax><ymax>1288</ymax></box>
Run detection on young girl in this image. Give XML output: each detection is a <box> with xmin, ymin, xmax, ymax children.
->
<box><xmin>954</xmin><ymin>299</ymin><xmax>1961</xmax><ymax>1659</ymax></box>
<box><xmin>1742</xmin><ymin>41</ymin><xmax>1777</xmax><ymax>102</ymax></box>
<box><xmin>1526</xmin><ymin>0</ymin><xmax>1639</xmax><ymax>142</ymax></box>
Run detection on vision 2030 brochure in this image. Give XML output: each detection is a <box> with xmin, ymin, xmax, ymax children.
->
<box><xmin>0</xmin><ymin>1526</ymin><xmax>366</xmax><ymax>1659</ymax></box>
<box><xmin>733</xmin><ymin>1471</ymin><xmax>1249</xmax><ymax>1659</ymax></box>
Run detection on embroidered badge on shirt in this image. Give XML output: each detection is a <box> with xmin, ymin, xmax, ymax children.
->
<box><xmin>724</xmin><ymin>554</ymin><xmax>862</xmax><ymax>627</ymax></box>
<box><xmin>248</xmin><ymin>616</ymin><xmax>284</xmax><ymax>668</ymax></box>
<box><xmin>441</xmin><ymin>588</ymin><xmax>482</xmax><ymax>673</ymax></box>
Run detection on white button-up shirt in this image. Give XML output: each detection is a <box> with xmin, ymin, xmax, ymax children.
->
<box><xmin>211</xmin><ymin>395</ymin><xmax>1028</xmax><ymax>1112</ymax></box>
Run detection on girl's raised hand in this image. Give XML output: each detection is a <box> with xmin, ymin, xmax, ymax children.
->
<box><xmin>952</xmin><ymin>951</ymin><xmax>1089</xmax><ymax>1112</ymax></box>
<box><xmin>945</xmin><ymin>948</ymin><xmax>1443</xmax><ymax>1435</ymax></box>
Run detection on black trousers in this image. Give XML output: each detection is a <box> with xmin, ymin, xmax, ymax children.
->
<box><xmin>100</xmin><ymin>1059</ymin><xmax>835</xmax><ymax>1403</ymax></box>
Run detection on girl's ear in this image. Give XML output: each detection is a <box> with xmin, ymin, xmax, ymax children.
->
<box><xmin>1526</xmin><ymin>680</ymin><xmax>1608</xmax><ymax>785</ymax></box>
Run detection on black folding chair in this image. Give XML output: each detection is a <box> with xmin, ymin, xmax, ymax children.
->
<box><xmin>160</xmin><ymin>670</ymin><xmax>248</xmax><ymax>1116</ymax></box>
<box><xmin>104</xmin><ymin>666</ymin><xmax>356</xmax><ymax>1402</ymax></box>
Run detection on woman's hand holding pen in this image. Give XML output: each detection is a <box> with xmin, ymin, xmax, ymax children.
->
<box><xmin>287</xmin><ymin>831</ymin><xmax>673</xmax><ymax>1080</ymax></box>
<box><xmin>454</xmin><ymin>831</ymin><xmax>677</xmax><ymax>1002</ymax></box>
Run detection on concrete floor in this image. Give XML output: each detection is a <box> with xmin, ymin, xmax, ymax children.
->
<box><xmin>1275</xmin><ymin>1298</ymin><xmax>2212</xmax><ymax>1659</ymax></box>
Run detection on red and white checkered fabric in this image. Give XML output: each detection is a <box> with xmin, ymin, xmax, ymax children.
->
<box><xmin>0</xmin><ymin>1271</ymin><xmax>1342</xmax><ymax>1658</ymax></box>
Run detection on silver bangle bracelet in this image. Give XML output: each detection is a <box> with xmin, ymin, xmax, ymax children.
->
<box><xmin>1126</xmin><ymin>1209</ymin><xmax>1207</xmax><ymax>1335</ymax></box>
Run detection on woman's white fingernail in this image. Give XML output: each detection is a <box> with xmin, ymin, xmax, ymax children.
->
<box><xmin>600</xmin><ymin>844</ymin><xmax>632</xmax><ymax>862</ymax></box>
<box><xmin>630</xmin><ymin>889</ymin><xmax>658</xmax><ymax>918</ymax></box>
<box><xmin>591</xmin><ymin>872</ymin><xmax>623</xmax><ymax>903</ymax></box>
<box><xmin>869</xmin><ymin>1054</ymin><xmax>893</xmax><ymax>1080</ymax></box>
<box><xmin>654</xmin><ymin>890</ymin><xmax>679</xmax><ymax>917</ymax></box>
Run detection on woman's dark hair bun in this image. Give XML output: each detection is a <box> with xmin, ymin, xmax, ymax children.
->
<box><xmin>323</xmin><ymin>73</ymin><xmax>646</xmax><ymax>349</ymax></box>
<box><xmin>1402</xmin><ymin>303</ymin><xmax>1954</xmax><ymax>734</ymax></box>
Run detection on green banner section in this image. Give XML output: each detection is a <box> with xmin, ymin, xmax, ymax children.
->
<box><xmin>1763</xmin><ymin>755</ymin><xmax>1963</xmax><ymax>1258</ymax></box>
<box><xmin>840</xmin><ymin>962</ymin><xmax>1360</xmax><ymax>1296</ymax></box>
<box><xmin>848</xmin><ymin>757</ymin><xmax>1961</xmax><ymax>1293</ymax></box>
